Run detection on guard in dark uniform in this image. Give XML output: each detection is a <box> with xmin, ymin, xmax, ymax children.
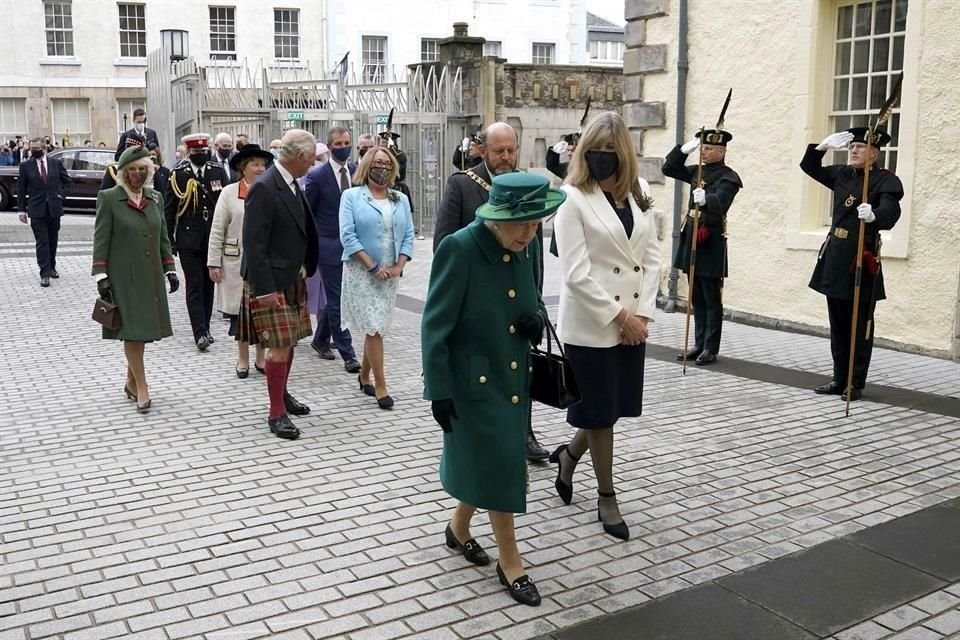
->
<box><xmin>165</xmin><ymin>133</ymin><xmax>227</xmax><ymax>351</ymax></box>
<box><xmin>378</xmin><ymin>129</ymin><xmax>414</xmax><ymax>216</ymax></box>
<box><xmin>546</xmin><ymin>133</ymin><xmax>577</xmax><ymax>181</ymax></box>
<box><xmin>452</xmin><ymin>132</ymin><xmax>483</xmax><ymax>171</ymax></box>
<box><xmin>801</xmin><ymin>127</ymin><xmax>903</xmax><ymax>401</ymax></box>
<box><xmin>663</xmin><ymin>128</ymin><xmax>743</xmax><ymax>365</ymax></box>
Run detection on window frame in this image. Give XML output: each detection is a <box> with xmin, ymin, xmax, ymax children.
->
<box><xmin>117</xmin><ymin>3</ymin><xmax>147</xmax><ymax>59</ymax></box>
<box><xmin>209</xmin><ymin>5</ymin><xmax>237</xmax><ymax>61</ymax></box>
<box><xmin>0</xmin><ymin>98</ymin><xmax>28</xmax><ymax>140</ymax></box>
<box><xmin>361</xmin><ymin>35</ymin><xmax>388</xmax><ymax>83</ymax></box>
<box><xmin>531</xmin><ymin>42</ymin><xmax>555</xmax><ymax>64</ymax></box>
<box><xmin>43</xmin><ymin>0</ymin><xmax>75</xmax><ymax>58</ymax></box>
<box><xmin>483</xmin><ymin>40</ymin><xmax>502</xmax><ymax>57</ymax></box>
<box><xmin>420</xmin><ymin>38</ymin><xmax>439</xmax><ymax>63</ymax></box>
<box><xmin>273</xmin><ymin>8</ymin><xmax>301</xmax><ymax>61</ymax></box>
<box><xmin>50</xmin><ymin>98</ymin><xmax>91</xmax><ymax>147</ymax></box>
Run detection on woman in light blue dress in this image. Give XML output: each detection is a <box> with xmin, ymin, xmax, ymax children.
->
<box><xmin>339</xmin><ymin>147</ymin><xmax>415</xmax><ymax>409</ymax></box>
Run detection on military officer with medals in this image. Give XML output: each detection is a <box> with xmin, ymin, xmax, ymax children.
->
<box><xmin>662</xmin><ymin>126</ymin><xmax>742</xmax><ymax>365</ymax></box>
<box><xmin>801</xmin><ymin>127</ymin><xmax>903</xmax><ymax>401</ymax></box>
<box><xmin>165</xmin><ymin>133</ymin><xmax>228</xmax><ymax>351</ymax></box>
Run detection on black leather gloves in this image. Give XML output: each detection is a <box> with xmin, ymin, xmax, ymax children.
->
<box><xmin>166</xmin><ymin>273</ymin><xmax>180</xmax><ymax>293</ymax></box>
<box><xmin>432</xmin><ymin>399</ymin><xmax>458</xmax><ymax>433</ymax></box>
<box><xmin>516</xmin><ymin>312</ymin><xmax>545</xmax><ymax>346</ymax></box>
<box><xmin>97</xmin><ymin>277</ymin><xmax>113</xmax><ymax>301</ymax></box>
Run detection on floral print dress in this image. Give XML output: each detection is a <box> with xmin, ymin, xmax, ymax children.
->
<box><xmin>340</xmin><ymin>198</ymin><xmax>399</xmax><ymax>337</ymax></box>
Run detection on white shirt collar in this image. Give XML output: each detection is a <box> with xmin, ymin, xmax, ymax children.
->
<box><xmin>275</xmin><ymin>160</ymin><xmax>297</xmax><ymax>192</ymax></box>
<box><xmin>329</xmin><ymin>157</ymin><xmax>346</xmax><ymax>174</ymax></box>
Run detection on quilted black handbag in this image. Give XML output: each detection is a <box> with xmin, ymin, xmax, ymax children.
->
<box><xmin>529</xmin><ymin>316</ymin><xmax>581</xmax><ymax>409</ymax></box>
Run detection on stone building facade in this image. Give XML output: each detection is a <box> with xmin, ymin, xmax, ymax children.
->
<box><xmin>623</xmin><ymin>0</ymin><xmax>960</xmax><ymax>358</ymax></box>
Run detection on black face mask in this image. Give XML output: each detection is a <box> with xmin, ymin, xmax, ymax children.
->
<box><xmin>358</xmin><ymin>147</ymin><xmax>369</xmax><ymax>158</ymax></box>
<box><xmin>31</xmin><ymin>149</ymin><xmax>45</xmax><ymax>159</ymax></box>
<box><xmin>585</xmin><ymin>151</ymin><xmax>619</xmax><ymax>181</ymax></box>
<box><xmin>217</xmin><ymin>147</ymin><xmax>232</xmax><ymax>160</ymax></box>
<box><xmin>190</xmin><ymin>152</ymin><xmax>209</xmax><ymax>165</ymax></box>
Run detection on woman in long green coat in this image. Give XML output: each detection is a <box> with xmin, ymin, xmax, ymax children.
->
<box><xmin>92</xmin><ymin>146</ymin><xmax>179</xmax><ymax>413</ymax></box>
<box><xmin>422</xmin><ymin>173</ymin><xmax>565</xmax><ymax>607</ymax></box>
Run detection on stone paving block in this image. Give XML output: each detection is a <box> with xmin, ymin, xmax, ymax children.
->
<box><xmin>27</xmin><ymin>614</ymin><xmax>92</xmax><ymax>638</ymax></box>
<box><xmin>61</xmin><ymin>624</ymin><xmax>129</xmax><ymax>640</ymax></box>
<box><xmin>305</xmin><ymin>614</ymin><xmax>367</xmax><ymax>639</ymax></box>
<box><xmin>923</xmin><ymin>609</ymin><xmax>960</xmax><ymax>635</ymax></box>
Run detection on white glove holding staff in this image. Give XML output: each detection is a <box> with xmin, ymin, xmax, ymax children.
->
<box><xmin>857</xmin><ymin>203</ymin><xmax>876</xmax><ymax>223</ymax></box>
<box><xmin>680</xmin><ymin>136</ymin><xmax>700</xmax><ymax>155</ymax></box>
<box><xmin>461</xmin><ymin>137</ymin><xmax>471</xmax><ymax>153</ymax></box>
<box><xmin>817</xmin><ymin>131</ymin><xmax>855</xmax><ymax>151</ymax></box>
<box><xmin>692</xmin><ymin>188</ymin><xmax>706</xmax><ymax>206</ymax></box>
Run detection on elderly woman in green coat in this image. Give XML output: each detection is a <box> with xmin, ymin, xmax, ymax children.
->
<box><xmin>92</xmin><ymin>146</ymin><xmax>179</xmax><ymax>414</ymax></box>
<box><xmin>422</xmin><ymin>173</ymin><xmax>565</xmax><ymax>607</ymax></box>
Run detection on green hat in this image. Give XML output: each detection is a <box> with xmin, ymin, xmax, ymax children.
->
<box><xmin>117</xmin><ymin>145</ymin><xmax>151</xmax><ymax>169</ymax></box>
<box><xmin>476</xmin><ymin>173</ymin><xmax>566</xmax><ymax>222</ymax></box>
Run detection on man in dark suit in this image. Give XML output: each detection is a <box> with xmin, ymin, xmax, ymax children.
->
<box><xmin>17</xmin><ymin>137</ymin><xmax>72</xmax><ymax>287</ymax></box>
<box><xmin>165</xmin><ymin>134</ymin><xmax>227</xmax><ymax>350</ymax></box>
<box><xmin>303</xmin><ymin>126</ymin><xmax>361</xmax><ymax>373</ymax></box>
<box><xmin>115</xmin><ymin>108</ymin><xmax>159</xmax><ymax>161</ymax></box>
<box><xmin>242</xmin><ymin>129</ymin><xmax>319</xmax><ymax>439</ymax></box>
<box><xmin>212</xmin><ymin>132</ymin><xmax>238</xmax><ymax>184</ymax></box>
<box><xmin>433</xmin><ymin>122</ymin><xmax>551</xmax><ymax>462</ymax></box>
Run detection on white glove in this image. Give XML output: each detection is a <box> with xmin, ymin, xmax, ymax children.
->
<box><xmin>552</xmin><ymin>140</ymin><xmax>569</xmax><ymax>155</ymax></box>
<box><xmin>692</xmin><ymin>188</ymin><xmax>706</xmax><ymax>206</ymax></box>
<box><xmin>857</xmin><ymin>203</ymin><xmax>876</xmax><ymax>223</ymax></box>
<box><xmin>680</xmin><ymin>137</ymin><xmax>700</xmax><ymax>155</ymax></box>
<box><xmin>461</xmin><ymin>137</ymin><xmax>470</xmax><ymax>153</ymax></box>
<box><xmin>817</xmin><ymin>131</ymin><xmax>854</xmax><ymax>151</ymax></box>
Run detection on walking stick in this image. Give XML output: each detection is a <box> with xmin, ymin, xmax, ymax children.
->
<box><xmin>682</xmin><ymin>127</ymin><xmax>705</xmax><ymax>375</ymax></box>
<box><xmin>844</xmin><ymin>74</ymin><xmax>902</xmax><ymax>416</ymax></box>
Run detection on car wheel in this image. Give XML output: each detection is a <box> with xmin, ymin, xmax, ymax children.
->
<box><xmin>0</xmin><ymin>184</ymin><xmax>10</xmax><ymax>211</ymax></box>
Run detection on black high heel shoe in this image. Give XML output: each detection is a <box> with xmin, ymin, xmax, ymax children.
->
<box><xmin>124</xmin><ymin>385</ymin><xmax>136</xmax><ymax>400</ymax></box>
<box><xmin>548</xmin><ymin>444</ymin><xmax>580</xmax><ymax>505</ymax></box>
<box><xmin>357</xmin><ymin>374</ymin><xmax>375</xmax><ymax>397</ymax></box>
<box><xmin>598</xmin><ymin>491</ymin><xmax>629</xmax><ymax>541</ymax></box>
<box><xmin>136</xmin><ymin>399</ymin><xmax>152</xmax><ymax>414</ymax></box>
<box><xmin>496</xmin><ymin>562</ymin><xmax>541</xmax><ymax>607</ymax></box>
<box><xmin>254</xmin><ymin>363</ymin><xmax>266</xmax><ymax>375</ymax></box>
<box><xmin>376</xmin><ymin>395</ymin><xmax>394</xmax><ymax>410</ymax></box>
<box><xmin>444</xmin><ymin>524</ymin><xmax>490</xmax><ymax>566</ymax></box>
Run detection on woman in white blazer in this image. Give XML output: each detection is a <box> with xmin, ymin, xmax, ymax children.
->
<box><xmin>550</xmin><ymin>111</ymin><xmax>661</xmax><ymax>541</ymax></box>
<box><xmin>207</xmin><ymin>145</ymin><xmax>271</xmax><ymax>378</ymax></box>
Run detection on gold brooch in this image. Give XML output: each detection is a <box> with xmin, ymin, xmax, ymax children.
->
<box><xmin>844</xmin><ymin>194</ymin><xmax>856</xmax><ymax>207</ymax></box>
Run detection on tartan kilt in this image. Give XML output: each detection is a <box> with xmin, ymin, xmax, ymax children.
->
<box><xmin>237</xmin><ymin>277</ymin><xmax>312</xmax><ymax>349</ymax></box>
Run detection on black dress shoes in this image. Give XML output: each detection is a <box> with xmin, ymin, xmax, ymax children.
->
<box><xmin>40</xmin><ymin>276</ymin><xmax>50</xmax><ymax>288</ymax></box>
<box><xmin>377</xmin><ymin>395</ymin><xmax>395</xmax><ymax>410</ymax></box>
<box><xmin>358</xmin><ymin>374</ymin><xmax>376</xmax><ymax>396</ymax></box>
<box><xmin>283</xmin><ymin>392</ymin><xmax>310</xmax><ymax>416</ymax></box>
<box><xmin>124</xmin><ymin>385</ymin><xmax>136</xmax><ymax>401</ymax></box>
<box><xmin>444</xmin><ymin>524</ymin><xmax>490</xmax><ymax>566</ymax></box>
<box><xmin>136</xmin><ymin>399</ymin><xmax>152</xmax><ymax>414</ymax></box>
<box><xmin>269</xmin><ymin>415</ymin><xmax>300</xmax><ymax>440</ymax></box>
<box><xmin>343</xmin><ymin>358</ymin><xmax>362</xmax><ymax>374</ymax></box>
<box><xmin>676</xmin><ymin>347</ymin><xmax>703</xmax><ymax>361</ymax></box>
<box><xmin>312</xmin><ymin>343</ymin><xmax>336</xmax><ymax>360</ymax></box>
<box><xmin>50</xmin><ymin>270</ymin><xmax>60</xmax><ymax>279</ymax></box>
<box><xmin>842</xmin><ymin>388</ymin><xmax>863</xmax><ymax>401</ymax></box>
<box><xmin>196</xmin><ymin>335</ymin><xmax>211</xmax><ymax>351</ymax></box>
<box><xmin>813</xmin><ymin>381</ymin><xmax>844</xmax><ymax>395</ymax></box>
<box><xmin>496</xmin><ymin>563</ymin><xmax>541</xmax><ymax>607</ymax></box>
<box><xmin>548</xmin><ymin>444</ymin><xmax>576</xmax><ymax>505</ymax></box>
<box><xmin>207</xmin><ymin>333</ymin><xmax>215</xmax><ymax>344</ymax></box>
<box><xmin>525</xmin><ymin>429</ymin><xmax>549</xmax><ymax>462</ymax></box>
<box><xmin>695</xmin><ymin>350</ymin><xmax>717</xmax><ymax>365</ymax></box>
<box><xmin>255</xmin><ymin>363</ymin><xmax>266</xmax><ymax>375</ymax></box>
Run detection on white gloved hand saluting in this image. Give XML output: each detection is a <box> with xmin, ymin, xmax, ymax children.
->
<box><xmin>680</xmin><ymin>136</ymin><xmax>700</xmax><ymax>155</ymax></box>
<box><xmin>692</xmin><ymin>187</ymin><xmax>706</xmax><ymax>206</ymax></box>
<box><xmin>552</xmin><ymin>140</ymin><xmax>569</xmax><ymax>155</ymax></box>
<box><xmin>461</xmin><ymin>137</ymin><xmax>471</xmax><ymax>153</ymax></box>
<box><xmin>817</xmin><ymin>131</ymin><xmax>855</xmax><ymax>151</ymax></box>
<box><xmin>857</xmin><ymin>203</ymin><xmax>876</xmax><ymax>224</ymax></box>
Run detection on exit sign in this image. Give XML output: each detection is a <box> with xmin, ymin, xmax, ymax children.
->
<box><xmin>287</xmin><ymin>111</ymin><xmax>305</xmax><ymax>121</ymax></box>
<box><xmin>375</xmin><ymin>114</ymin><xmax>390</xmax><ymax>125</ymax></box>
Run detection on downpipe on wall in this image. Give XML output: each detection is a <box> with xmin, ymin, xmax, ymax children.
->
<box><xmin>665</xmin><ymin>0</ymin><xmax>688</xmax><ymax>313</ymax></box>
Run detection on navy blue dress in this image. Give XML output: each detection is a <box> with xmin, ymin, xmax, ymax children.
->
<box><xmin>565</xmin><ymin>191</ymin><xmax>646</xmax><ymax>430</ymax></box>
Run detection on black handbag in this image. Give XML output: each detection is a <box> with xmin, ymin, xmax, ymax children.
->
<box><xmin>92</xmin><ymin>297</ymin><xmax>122</xmax><ymax>330</ymax></box>
<box><xmin>529</xmin><ymin>316</ymin><xmax>581</xmax><ymax>409</ymax></box>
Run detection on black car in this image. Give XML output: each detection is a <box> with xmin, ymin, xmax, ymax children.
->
<box><xmin>0</xmin><ymin>147</ymin><xmax>115</xmax><ymax>213</ymax></box>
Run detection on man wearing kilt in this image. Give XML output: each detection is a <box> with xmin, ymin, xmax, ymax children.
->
<box><xmin>239</xmin><ymin>130</ymin><xmax>320</xmax><ymax>440</ymax></box>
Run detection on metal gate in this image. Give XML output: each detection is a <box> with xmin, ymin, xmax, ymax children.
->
<box><xmin>147</xmin><ymin>54</ymin><xmax>465</xmax><ymax>235</ymax></box>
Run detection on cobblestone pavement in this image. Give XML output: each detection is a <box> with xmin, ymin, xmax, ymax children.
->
<box><xmin>1</xmin><ymin>220</ymin><xmax>959</xmax><ymax>640</ymax></box>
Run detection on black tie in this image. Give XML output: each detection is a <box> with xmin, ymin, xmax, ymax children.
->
<box><xmin>339</xmin><ymin>166</ymin><xmax>350</xmax><ymax>193</ymax></box>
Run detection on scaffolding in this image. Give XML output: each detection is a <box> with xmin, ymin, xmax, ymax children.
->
<box><xmin>146</xmin><ymin>52</ymin><xmax>466</xmax><ymax>234</ymax></box>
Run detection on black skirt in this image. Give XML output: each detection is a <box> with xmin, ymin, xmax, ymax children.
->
<box><xmin>565</xmin><ymin>343</ymin><xmax>646</xmax><ymax>429</ymax></box>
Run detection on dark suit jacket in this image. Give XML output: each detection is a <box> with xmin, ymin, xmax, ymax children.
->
<box><xmin>16</xmin><ymin>156</ymin><xmax>72</xmax><ymax>218</ymax></box>
<box><xmin>115</xmin><ymin>127</ymin><xmax>159</xmax><ymax>160</ymax></box>
<box><xmin>303</xmin><ymin>160</ymin><xmax>356</xmax><ymax>266</ymax></box>
<box><xmin>433</xmin><ymin>162</ymin><xmax>493</xmax><ymax>253</ymax></box>
<box><xmin>164</xmin><ymin>161</ymin><xmax>227</xmax><ymax>253</ymax></box>
<box><xmin>242</xmin><ymin>164</ymin><xmax>319</xmax><ymax>297</ymax></box>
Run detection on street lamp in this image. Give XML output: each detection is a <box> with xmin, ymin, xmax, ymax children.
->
<box><xmin>160</xmin><ymin>29</ymin><xmax>189</xmax><ymax>62</ymax></box>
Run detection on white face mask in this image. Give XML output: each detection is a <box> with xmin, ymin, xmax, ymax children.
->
<box><xmin>134</xmin><ymin>122</ymin><xmax>145</xmax><ymax>133</ymax></box>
